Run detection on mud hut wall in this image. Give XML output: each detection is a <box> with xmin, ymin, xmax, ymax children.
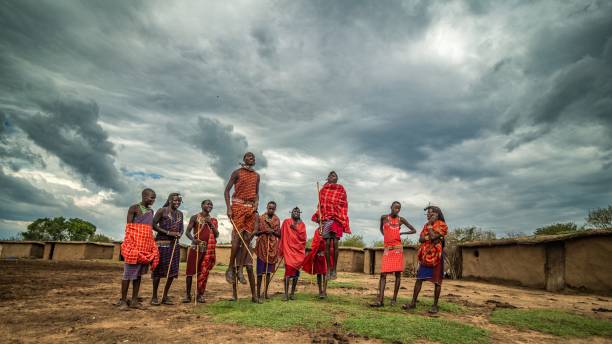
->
<box><xmin>335</xmin><ymin>248</ymin><xmax>364</xmax><ymax>272</ymax></box>
<box><xmin>462</xmin><ymin>245</ymin><xmax>546</xmax><ymax>288</ymax></box>
<box><xmin>52</xmin><ymin>243</ymin><xmax>87</xmax><ymax>261</ymax></box>
<box><xmin>43</xmin><ymin>243</ymin><xmax>54</xmax><ymax>260</ymax></box>
<box><xmin>215</xmin><ymin>245</ymin><xmax>232</xmax><ymax>265</ymax></box>
<box><xmin>363</xmin><ymin>249</ymin><xmax>374</xmax><ymax>274</ymax></box>
<box><xmin>84</xmin><ymin>244</ymin><xmax>114</xmax><ymax>259</ymax></box>
<box><xmin>179</xmin><ymin>245</ymin><xmax>188</xmax><ymax>262</ymax></box>
<box><xmin>565</xmin><ymin>236</ymin><xmax>612</xmax><ymax>292</ymax></box>
<box><xmin>112</xmin><ymin>242</ymin><xmax>122</xmax><ymax>261</ymax></box>
<box><xmin>0</xmin><ymin>242</ymin><xmax>44</xmax><ymax>258</ymax></box>
<box><xmin>403</xmin><ymin>247</ymin><xmax>418</xmax><ymax>275</ymax></box>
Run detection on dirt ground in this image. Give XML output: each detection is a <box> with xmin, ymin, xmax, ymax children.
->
<box><xmin>0</xmin><ymin>260</ymin><xmax>610</xmax><ymax>344</ymax></box>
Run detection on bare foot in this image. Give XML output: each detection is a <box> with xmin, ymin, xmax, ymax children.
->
<box><xmin>428</xmin><ymin>305</ymin><xmax>439</xmax><ymax>314</ymax></box>
<box><xmin>225</xmin><ymin>268</ymin><xmax>235</xmax><ymax>284</ymax></box>
<box><xmin>237</xmin><ymin>269</ymin><xmax>247</xmax><ymax>284</ymax></box>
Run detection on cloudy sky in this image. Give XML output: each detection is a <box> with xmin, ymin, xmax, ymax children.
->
<box><xmin>1</xmin><ymin>0</ymin><xmax>611</xmax><ymax>244</ymax></box>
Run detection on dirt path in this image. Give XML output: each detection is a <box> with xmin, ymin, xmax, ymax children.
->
<box><xmin>1</xmin><ymin>260</ymin><xmax>610</xmax><ymax>344</ymax></box>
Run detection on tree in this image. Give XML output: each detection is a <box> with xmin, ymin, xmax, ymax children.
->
<box><xmin>65</xmin><ymin>218</ymin><xmax>96</xmax><ymax>241</ymax></box>
<box><xmin>89</xmin><ymin>233</ymin><xmax>112</xmax><ymax>243</ymax></box>
<box><xmin>21</xmin><ymin>217</ymin><xmax>98</xmax><ymax>241</ymax></box>
<box><xmin>585</xmin><ymin>205</ymin><xmax>612</xmax><ymax>229</ymax></box>
<box><xmin>446</xmin><ymin>226</ymin><xmax>496</xmax><ymax>244</ymax></box>
<box><xmin>339</xmin><ymin>234</ymin><xmax>365</xmax><ymax>248</ymax></box>
<box><xmin>22</xmin><ymin>217</ymin><xmax>68</xmax><ymax>241</ymax></box>
<box><xmin>534</xmin><ymin>222</ymin><xmax>578</xmax><ymax>236</ymax></box>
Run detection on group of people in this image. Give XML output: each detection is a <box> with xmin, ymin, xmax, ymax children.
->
<box><xmin>117</xmin><ymin>152</ymin><xmax>448</xmax><ymax>314</ymax></box>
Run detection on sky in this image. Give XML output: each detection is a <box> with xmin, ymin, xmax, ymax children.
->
<box><xmin>1</xmin><ymin>0</ymin><xmax>611</xmax><ymax>244</ymax></box>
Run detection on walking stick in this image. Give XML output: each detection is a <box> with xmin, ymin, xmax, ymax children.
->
<box><xmin>264</xmin><ymin>233</ymin><xmax>270</xmax><ymax>298</ymax></box>
<box><xmin>269</xmin><ymin>256</ymin><xmax>284</xmax><ymax>285</ymax></box>
<box><xmin>316</xmin><ymin>182</ymin><xmax>324</xmax><ymax>236</ymax></box>
<box><xmin>166</xmin><ymin>237</ymin><xmax>178</xmax><ymax>279</ymax></box>
<box><xmin>229</xmin><ymin>217</ymin><xmax>255</xmax><ymax>260</ymax></box>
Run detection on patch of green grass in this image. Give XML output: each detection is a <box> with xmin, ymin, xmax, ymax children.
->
<box><xmin>198</xmin><ymin>293</ymin><xmax>486</xmax><ymax>343</ymax></box>
<box><xmin>343</xmin><ymin>313</ymin><xmax>489</xmax><ymax>344</ymax></box>
<box><xmin>200</xmin><ymin>294</ymin><xmax>333</xmax><ymax>330</ymax></box>
<box><xmin>490</xmin><ymin>308</ymin><xmax>612</xmax><ymax>337</ymax></box>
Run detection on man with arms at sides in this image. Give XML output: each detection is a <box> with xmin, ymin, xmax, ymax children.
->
<box><xmin>279</xmin><ymin>207</ymin><xmax>307</xmax><ymax>301</ymax></box>
<box><xmin>118</xmin><ymin>188</ymin><xmax>159</xmax><ymax>310</ymax></box>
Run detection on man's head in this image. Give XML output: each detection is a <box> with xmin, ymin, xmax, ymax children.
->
<box><xmin>425</xmin><ymin>205</ymin><xmax>444</xmax><ymax>222</ymax></box>
<box><xmin>164</xmin><ymin>192</ymin><xmax>182</xmax><ymax>210</ymax></box>
<box><xmin>201</xmin><ymin>199</ymin><xmax>213</xmax><ymax>213</ymax></box>
<box><xmin>266</xmin><ymin>201</ymin><xmax>277</xmax><ymax>216</ymax></box>
<box><xmin>390</xmin><ymin>201</ymin><xmax>401</xmax><ymax>216</ymax></box>
<box><xmin>243</xmin><ymin>152</ymin><xmax>256</xmax><ymax>166</ymax></box>
<box><xmin>291</xmin><ymin>207</ymin><xmax>301</xmax><ymax>220</ymax></box>
<box><xmin>141</xmin><ymin>188</ymin><xmax>156</xmax><ymax>207</ymax></box>
<box><xmin>327</xmin><ymin>171</ymin><xmax>338</xmax><ymax>184</ymax></box>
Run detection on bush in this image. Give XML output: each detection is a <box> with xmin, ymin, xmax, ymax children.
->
<box><xmin>534</xmin><ymin>222</ymin><xmax>578</xmax><ymax>236</ymax></box>
<box><xmin>339</xmin><ymin>234</ymin><xmax>365</xmax><ymax>248</ymax></box>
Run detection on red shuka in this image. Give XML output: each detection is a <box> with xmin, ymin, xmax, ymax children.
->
<box><xmin>121</xmin><ymin>223</ymin><xmax>160</xmax><ymax>270</ymax></box>
<box><xmin>302</xmin><ymin>229</ymin><xmax>333</xmax><ymax>275</ymax></box>
<box><xmin>278</xmin><ymin>219</ymin><xmax>307</xmax><ymax>270</ymax></box>
<box><xmin>312</xmin><ymin>183</ymin><xmax>351</xmax><ymax>234</ymax></box>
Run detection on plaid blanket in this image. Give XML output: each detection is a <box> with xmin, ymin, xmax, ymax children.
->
<box><xmin>312</xmin><ymin>183</ymin><xmax>351</xmax><ymax>234</ymax></box>
<box><xmin>417</xmin><ymin>220</ymin><xmax>448</xmax><ymax>267</ymax></box>
<box><xmin>197</xmin><ymin>230</ymin><xmax>217</xmax><ymax>293</ymax></box>
<box><xmin>121</xmin><ymin>223</ymin><xmax>160</xmax><ymax>270</ymax></box>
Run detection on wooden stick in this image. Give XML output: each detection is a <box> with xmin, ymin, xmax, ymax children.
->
<box><xmin>264</xmin><ymin>232</ymin><xmax>270</xmax><ymax>297</ymax></box>
<box><xmin>166</xmin><ymin>237</ymin><xmax>178</xmax><ymax>279</ymax></box>
<box><xmin>316</xmin><ymin>181</ymin><xmax>324</xmax><ymax>236</ymax></box>
<box><xmin>229</xmin><ymin>217</ymin><xmax>255</xmax><ymax>261</ymax></box>
<box><xmin>269</xmin><ymin>256</ymin><xmax>284</xmax><ymax>284</ymax></box>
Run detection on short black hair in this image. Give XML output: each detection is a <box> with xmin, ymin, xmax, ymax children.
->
<box><xmin>391</xmin><ymin>201</ymin><xmax>401</xmax><ymax>207</ymax></box>
<box><xmin>201</xmin><ymin>199</ymin><xmax>212</xmax><ymax>206</ymax></box>
<box><xmin>142</xmin><ymin>188</ymin><xmax>155</xmax><ymax>196</ymax></box>
<box><xmin>267</xmin><ymin>201</ymin><xmax>277</xmax><ymax>207</ymax></box>
<box><xmin>243</xmin><ymin>152</ymin><xmax>255</xmax><ymax>160</ymax></box>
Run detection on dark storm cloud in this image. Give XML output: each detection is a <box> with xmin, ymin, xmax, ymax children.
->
<box><xmin>190</xmin><ymin>117</ymin><xmax>268</xmax><ymax>179</ymax></box>
<box><xmin>0</xmin><ymin>169</ymin><xmax>64</xmax><ymax>221</ymax></box>
<box><xmin>11</xmin><ymin>98</ymin><xmax>128</xmax><ymax>192</ymax></box>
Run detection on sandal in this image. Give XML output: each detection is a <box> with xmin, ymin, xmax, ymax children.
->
<box><xmin>369</xmin><ymin>301</ymin><xmax>384</xmax><ymax>308</ymax></box>
<box><xmin>402</xmin><ymin>303</ymin><xmax>416</xmax><ymax>311</ymax></box>
<box><xmin>196</xmin><ymin>295</ymin><xmax>206</xmax><ymax>303</ymax></box>
<box><xmin>161</xmin><ymin>297</ymin><xmax>174</xmax><ymax>305</ymax></box>
<box><xmin>150</xmin><ymin>298</ymin><xmax>161</xmax><ymax>306</ymax></box>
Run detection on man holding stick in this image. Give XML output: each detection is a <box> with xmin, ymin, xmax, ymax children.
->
<box><xmin>312</xmin><ymin>171</ymin><xmax>350</xmax><ymax>280</ymax></box>
<box><xmin>254</xmin><ymin>201</ymin><xmax>281</xmax><ymax>302</ymax></box>
<box><xmin>224</xmin><ymin>152</ymin><xmax>259</xmax><ymax>303</ymax></box>
<box><xmin>151</xmin><ymin>193</ymin><xmax>183</xmax><ymax>306</ymax></box>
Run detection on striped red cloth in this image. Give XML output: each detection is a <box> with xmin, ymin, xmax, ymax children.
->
<box><xmin>197</xmin><ymin>229</ymin><xmax>216</xmax><ymax>293</ymax></box>
<box><xmin>312</xmin><ymin>183</ymin><xmax>351</xmax><ymax>234</ymax></box>
<box><xmin>121</xmin><ymin>223</ymin><xmax>159</xmax><ymax>270</ymax></box>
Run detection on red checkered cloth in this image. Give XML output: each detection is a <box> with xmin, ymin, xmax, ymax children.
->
<box><xmin>121</xmin><ymin>223</ymin><xmax>159</xmax><ymax>270</ymax></box>
<box><xmin>312</xmin><ymin>183</ymin><xmax>351</xmax><ymax>234</ymax></box>
<box><xmin>417</xmin><ymin>220</ymin><xmax>448</xmax><ymax>267</ymax></box>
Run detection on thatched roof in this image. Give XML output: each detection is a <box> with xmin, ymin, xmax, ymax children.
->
<box><xmin>458</xmin><ymin>229</ymin><xmax>612</xmax><ymax>248</ymax></box>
